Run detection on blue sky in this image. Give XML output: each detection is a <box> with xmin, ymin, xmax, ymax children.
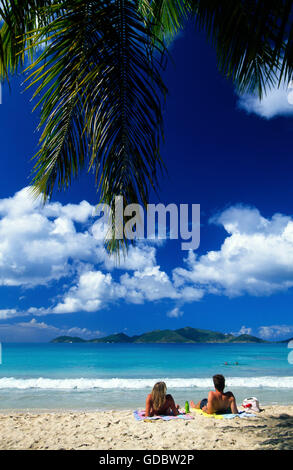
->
<box><xmin>0</xmin><ymin>25</ymin><xmax>293</xmax><ymax>342</ymax></box>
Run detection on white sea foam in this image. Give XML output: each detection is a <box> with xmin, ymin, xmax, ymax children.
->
<box><xmin>0</xmin><ymin>376</ymin><xmax>292</xmax><ymax>390</ymax></box>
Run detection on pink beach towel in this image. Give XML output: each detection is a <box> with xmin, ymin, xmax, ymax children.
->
<box><xmin>133</xmin><ymin>410</ymin><xmax>194</xmax><ymax>421</ymax></box>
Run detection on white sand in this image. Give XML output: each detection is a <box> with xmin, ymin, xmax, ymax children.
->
<box><xmin>0</xmin><ymin>405</ymin><xmax>292</xmax><ymax>450</ymax></box>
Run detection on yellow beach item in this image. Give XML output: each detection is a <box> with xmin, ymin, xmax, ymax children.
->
<box><xmin>190</xmin><ymin>407</ymin><xmax>224</xmax><ymax>419</ymax></box>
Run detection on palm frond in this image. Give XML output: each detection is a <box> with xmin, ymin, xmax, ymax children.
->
<box><xmin>139</xmin><ymin>0</ymin><xmax>190</xmax><ymax>43</ymax></box>
<box><xmin>0</xmin><ymin>0</ymin><xmax>55</xmax><ymax>80</ymax></box>
<box><xmin>3</xmin><ymin>0</ymin><xmax>293</xmax><ymax>257</ymax></box>
<box><xmin>190</xmin><ymin>0</ymin><xmax>293</xmax><ymax>98</ymax></box>
<box><xmin>22</xmin><ymin>0</ymin><xmax>167</xmax><ymax>254</ymax></box>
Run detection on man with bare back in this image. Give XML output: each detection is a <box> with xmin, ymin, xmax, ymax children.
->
<box><xmin>191</xmin><ymin>374</ymin><xmax>238</xmax><ymax>414</ymax></box>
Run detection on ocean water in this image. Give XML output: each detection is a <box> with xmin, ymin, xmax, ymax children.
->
<box><xmin>0</xmin><ymin>342</ymin><xmax>292</xmax><ymax>410</ymax></box>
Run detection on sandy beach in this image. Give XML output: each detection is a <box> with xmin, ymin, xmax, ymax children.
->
<box><xmin>0</xmin><ymin>405</ymin><xmax>292</xmax><ymax>450</ymax></box>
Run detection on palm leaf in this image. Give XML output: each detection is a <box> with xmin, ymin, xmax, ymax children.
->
<box><xmin>0</xmin><ymin>0</ymin><xmax>55</xmax><ymax>80</ymax></box>
<box><xmin>2</xmin><ymin>0</ymin><xmax>293</xmax><ymax>257</ymax></box>
<box><xmin>190</xmin><ymin>0</ymin><xmax>293</xmax><ymax>98</ymax></box>
<box><xmin>139</xmin><ymin>0</ymin><xmax>190</xmax><ymax>43</ymax></box>
<box><xmin>22</xmin><ymin>0</ymin><xmax>167</xmax><ymax>254</ymax></box>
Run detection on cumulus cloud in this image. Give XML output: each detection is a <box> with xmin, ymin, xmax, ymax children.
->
<box><xmin>0</xmin><ymin>187</ymin><xmax>160</xmax><ymax>289</ymax></box>
<box><xmin>24</xmin><ymin>266</ymin><xmax>202</xmax><ymax>317</ymax></box>
<box><xmin>120</xmin><ymin>266</ymin><xmax>180</xmax><ymax>303</ymax></box>
<box><xmin>231</xmin><ymin>324</ymin><xmax>293</xmax><ymax>340</ymax></box>
<box><xmin>237</xmin><ymin>78</ymin><xmax>293</xmax><ymax>119</ymax></box>
<box><xmin>0</xmin><ymin>318</ymin><xmax>102</xmax><ymax>342</ymax></box>
<box><xmin>100</xmin><ymin>244</ymin><xmax>157</xmax><ymax>272</ymax></box>
<box><xmin>22</xmin><ymin>199</ymin><xmax>293</xmax><ymax>315</ymax></box>
<box><xmin>258</xmin><ymin>325</ymin><xmax>293</xmax><ymax>340</ymax></box>
<box><xmin>173</xmin><ymin>205</ymin><xmax>293</xmax><ymax>297</ymax></box>
<box><xmin>0</xmin><ymin>187</ymin><xmax>98</xmax><ymax>287</ymax></box>
<box><xmin>232</xmin><ymin>326</ymin><xmax>253</xmax><ymax>336</ymax></box>
<box><xmin>2</xmin><ymin>188</ymin><xmax>293</xmax><ymax>321</ymax></box>
<box><xmin>46</xmin><ymin>263</ymin><xmax>204</xmax><ymax>315</ymax></box>
<box><xmin>0</xmin><ymin>309</ymin><xmax>20</xmax><ymax>320</ymax></box>
<box><xmin>53</xmin><ymin>270</ymin><xmax>118</xmax><ymax>313</ymax></box>
<box><xmin>40</xmin><ymin>266</ymin><xmax>181</xmax><ymax>314</ymax></box>
<box><xmin>0</xmin><ymin>188</ymin><xmax>203</xmax><ymax>317</ymax></box>
<box><xmin>166</xmin><ymin>307</ymin><xmax>183</xmax><ymax>318</ymax></box>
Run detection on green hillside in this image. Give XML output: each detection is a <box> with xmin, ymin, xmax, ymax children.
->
<box><xmin>51</xmin><ymin>336</ymin><xmax>87</xmax><ymax>343</ymax></box>
<box><xmin>175</xmin><ymin>326</ymin><xmax>234</xmax><ymax>343</ymax></box>
<box><xmin>133</xmin><ymin>329</ymin><xmax>193</xmax><ymax>343</ymax></box>
<box><xmin>51</xmin><ymin>327</ymin><xmax>267</xmax><ymax>344</ymax></box>
<box><xmin>89</xmin><ymin>333</ymin><xmax>131</xmax><ymax>343</ymax></box>
<box><xmin>229</xmin><ymin>334</ymin><xmax>267</xmax><ymax>343</ymax></box>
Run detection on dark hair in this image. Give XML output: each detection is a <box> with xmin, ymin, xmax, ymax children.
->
<box><xmin>213</xmin><ymin>374</ymin><xmax>225</xmax><ymax>392</ymax></box>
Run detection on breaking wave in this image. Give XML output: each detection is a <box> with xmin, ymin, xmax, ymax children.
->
<box><xmin>0</xmin><ymin>376</ymin><xmax>292</xmax><ymax>390</ymax></box>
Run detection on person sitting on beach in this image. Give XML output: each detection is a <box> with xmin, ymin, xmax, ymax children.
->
<box><xmin>145</xmin><ymin>381</ymin><xmax>179</xmax><ymax>417</ymax></box>
<box><xmin>190</xmin><ymin>374</ymin><xmax>238</xmax><ymax>414</ymax></box>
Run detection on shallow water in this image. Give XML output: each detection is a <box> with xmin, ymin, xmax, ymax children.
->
<box><xmin>0</xmin><ymin>342</ymin><xmax>292</xmax><ymax>409</ymax></box>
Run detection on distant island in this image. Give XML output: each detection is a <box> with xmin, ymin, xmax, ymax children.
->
<box><xmin>51</xmin><ymin>327</ymin><xmax>269</xmax><ymax>344</ymax></box>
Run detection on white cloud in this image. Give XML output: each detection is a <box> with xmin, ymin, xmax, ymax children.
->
<box><xmin>101</xmin><ymin>244</ymin><xmax>157</xmax><ymax>272</ymax></box>
<box><xmin>2</xmin><ymin>188</ymin><xmax>293</xmax><ymax>319</ymax></box>
<box><xmin>22</xmin><ymin>200</ymin><xmax>293</xmax><ymax>313</ymax></box>
<box><xmin>48</xmin><ymin>266</ymin><xmax>181</xmax><ymax>314</ymax></box>
<box><xmin>0</xmin><ymin>187</ymin><xmax>99</xmax><ymax>287</ymax></box>
<box><xmin>44</xmin><ymin>200</ymin><xmax>94</xmax><ymax>223</ymax></box>
<box><xmin>232</xmin><ymin>325</ymin><xmax>252</xmax><ymax>336</ymax></box>
<box><xmin>166</xmin><ymin>307</ymin><xmax>183</xmax><ymax>318</ymax></box>
<box><xmin>0</xmin><ymin>318</ymin><xmax>102</xmax><ymax>342</ymax></box>
<box><xmin>52</xmin><ymin>270</ymin><xmax>117</xmax><ymax>313</ymax></box>
<box><xmin>0</xmin><ymin>187</ymin><xmax>160</xmax><ymax>289</ymax></box>
<box><xmin>258</xmin><ymin>325</ymin><xmax>293</xmax><ymax>340</ymax></box>
<box><xmin>25</xmin><ymin>264</ymin><xmax>202</xmax><ymax>316</ymax></box>
<box><xmin>120</xmin><ymin>266</ymin><xmax>180</xmax><ymax>303</ymax></box>
<box><xmin>0</xmin><ymin>187</ymin><xmax>193</xmax><ymax>317</ymax></box>
<box><xmin>173</xmin><ymin>205</ymin><xmax>293</xmax><ymax>297</ymax></box>
<box><xmin>0</xmin><ymin>309</ymin><xmax>20</xmax><ymax>320</ymax></box>
<box><xmin>237</xmin><ymin>78</ymin><xmax>293</xmax><ymax>119</ymax></box>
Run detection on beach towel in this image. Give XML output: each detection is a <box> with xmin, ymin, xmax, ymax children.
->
<box><xmin>190</xmin><ymin>408</ymin><xmax>257</xmax><ymax>419</ymax></box>
<box><xmin>133</xmin><ymin>410</ymin><xmax>194</xmax><ymax>422</ymax></box>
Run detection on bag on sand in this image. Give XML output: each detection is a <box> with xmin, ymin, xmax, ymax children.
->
<box><xmin>242</xmin><ymin>397</ymin><xmax>260</xmax><ymax>413</ymax></box>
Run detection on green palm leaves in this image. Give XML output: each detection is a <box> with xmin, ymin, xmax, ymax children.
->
<box><xmin>0</xmin><ymin>1</ymin><xmax>54</xmax><ymax>78</ymax></box>
<box><xmin>1</xmin><ymin>1</ymin><xmax>168</xmax><ymax>253</ymax></box>
<box><xmin>139</xmin><ymin>0</ymin><xmax>190</xmax><ymax>42</ymax></box>
<box><xmin>191</xmin><ymin>0</ymin><xmax>293</xmax><ymax>98</ymax></box>
<box><xmin>1</xmin><ymin>1</ymin><xmax>293</xmax><ymax>254</ymax></box>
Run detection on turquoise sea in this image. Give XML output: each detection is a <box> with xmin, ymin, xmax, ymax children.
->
<box><xmin>0</xmin><ymin>342</ymin><xmax>292</xmax><ymax>410</ymax></box>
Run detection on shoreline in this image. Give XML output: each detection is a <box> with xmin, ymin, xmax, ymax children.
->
<box><xmin>0</xmin><ymin>399</ymin><xmax>293</xmax><ymax>414</ymax></box>
<box><xmin>0</xmin><ymin>405</ymin><xmax>292</xmax><ymax>450</ymax></box>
